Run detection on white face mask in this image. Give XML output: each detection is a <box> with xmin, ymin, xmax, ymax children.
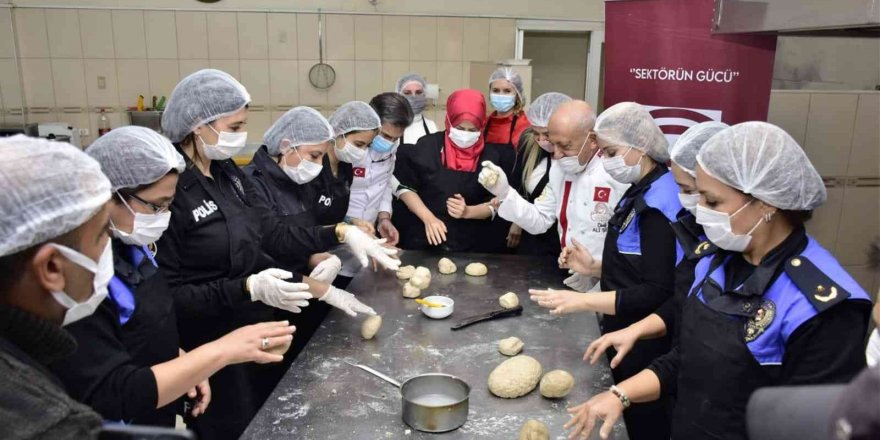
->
<box><xmin>49</xmin><ymin>241</ymin><xmax>113</xmax><ymax>326</ymax></box>
<box><xmin>695</xmin><ymin>201</ymin><xmax>766</xmax><ymax>252</ymax></box>
<box><xmin>537</xmin><ymin>139</ymin><xmax>554</xmax><ymax>153</ymax></box>
<box><xmin>558</xmin><ymin>135</ymin><xmax>593</xmax><ymax>175</ymax></box>
<box><xmin>111</xmin><ymin>193</ymin><xmax>171</xmax><ymax>246</ymax></box>
<box><xmin>199</xmin><ymin>124</ymin><xmax>248</xmax><ymax>160</ymax></box>
<box><xmin>602</xmin><ymin>146</ymin><xmax>643</xmax><ymax>184</ymax></box>
<box><xmin>449</xmin><ymin>127</ymin><xmax>480</xmax><ymax>149</ymax></box>
<box><xmin>678</xmin><ymin>193</ymin><xmax>700</xmax><ymax>215</ymax></box>
<box><xmin>335</xmin><ymin>136</ymin><xmax>368</xmax><ymax>164</ymax></box>
<box><xmin>282</xmin><ymin>148</ymin><xmax>323</xmax><ymax>184</ymax></box>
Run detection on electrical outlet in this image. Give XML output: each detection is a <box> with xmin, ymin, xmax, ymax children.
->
<box><xmin>97</xmin><ymin>76</ymin><xmax>106</xmax><ymax>90</ymax></box>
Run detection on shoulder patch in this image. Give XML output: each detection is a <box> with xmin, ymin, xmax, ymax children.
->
<box><xmin>692</xmin><ymin>240</ymin><xmax>718</xmax><ymax>259</ymax></box>
<box><xmin>784</xmin><ymin>256</ymin><xmax>851</xmax><ymax>313</ymax></box>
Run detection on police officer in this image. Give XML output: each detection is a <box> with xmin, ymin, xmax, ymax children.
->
<box><xmin>565</xmin><ymin>122</ymin><xmax>873</xmax><ymax>440</ymax></box>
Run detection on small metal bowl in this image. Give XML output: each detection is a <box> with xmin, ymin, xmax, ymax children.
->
<box><xmin>420</xmin><ymin>296</ymin><xmax>454</xmax><ymax>319</ymax></box>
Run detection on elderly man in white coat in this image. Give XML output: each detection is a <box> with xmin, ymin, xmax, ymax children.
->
<box><xmin>479</xmin><ymin>100</ymin><xmax>628</xmax><ymax>291</ymax></box>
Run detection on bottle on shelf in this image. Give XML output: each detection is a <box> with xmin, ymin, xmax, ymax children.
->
<box><xmin>98</xmin><ymin>108</ymin><xmax>111</xmax><ymax>137</ymax></box>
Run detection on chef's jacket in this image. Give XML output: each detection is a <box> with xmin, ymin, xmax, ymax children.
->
<box><xmin>402</xmin><ymin>113</ymin><xmax>438</xmax><ymax>145</ymax></box>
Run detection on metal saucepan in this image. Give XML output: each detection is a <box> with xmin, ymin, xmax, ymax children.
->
<box><xmin>347</xmin><ymin>362</ymin><xmax>470</xmax><ymax>433</ymax></box>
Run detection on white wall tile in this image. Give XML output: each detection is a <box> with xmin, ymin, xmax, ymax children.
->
<box><xmin>245</xmin><ymin>109</ymin><xmax>271</xmax><ymax>145</ymax></box>
<box><xmin>296</xmin><ymin>14</ymin><xmax>319</xmax><ymax>60</ymax></box>
<box><xmin>462</xmin><ymin>18</ymin><xmax>490</xmax><ymax>61</ymax></box>
<box><xmin>0</xmin><ymin>59</ymin><xmax>23</xmax><ymax>109</ymax></box>
<box><xmin>836</xmin><ymin>186</ymin><xmax>880</xmax><ymax>265</ymax></box>
<box><xmin>269</xmin><ymin>59</ymin><xmax>299</xmax><ymax>105</ymax></box>
<box><xmin>239</xmin><ymin>59</ymin><xmax>270</xmax><ymax>105</ymax></box>
<box><xmin>325</xmin><ymin>15</ymin><xmax>354</xmax><ymax>61</ymax></box>
<box><xmin>79</xmin><ymin>10</ymin><xmax>115</xmax><ymax>59</ymax></box>
<box><xmin>437</xmin><ymin>18</ymin><xmax>463</xmax><ymax>61</ymax></box>
<box><xmin>20</xmin><ymin>58</ymin><xmax>53</xmax><ymax>107</ymax></box>
<box><xmin>45</xmin><ymin>10</ymin><xmax>82</xmax><ymax>58</ymax></box>
<box><xmin>179</xmin><ymin>59</ymin><xmax>210</xmax><ymax>78</ymax></box>
<box><xmin>176</xmin><ymin>12</ymin><xmax>208</xmax><ymax>59</ymax></box>
<box><xmin>144</xmin><ymin>11</ymin><xmax>177</xmax><ymax>59</ymax></box>
<box><xmin>355</xmin><ymin>60</ymin><xmax>382</xmax><ymax>102</ymax></box>
<box><xmin>267</xmin><ymin>13</ymin><xmax>297</xmax><ymax>60</ymax></box>
<box><xmin>410</xmin><ymin>17</ymin><xmax>437</xmax><ymax>61</ymax></box>
<box><xmin>0</xmin><ymin>10</ymin><xmax>15</xmax><ymax>58</ymax></box>
<box><xmin>804</xmin><ymin>93</ymin><xmax>858</xmax><ymax>176</ymax></box>
<box><xmin>354</xmin><ymin>16</ymin><xmax>382</xmax><ymax>61</ymax></box>
<box><xmin>409</xmin><ymin>61</ymin><xmax>437</xmax><ymax>84</ymax></box>
<box><xmin>437</xmin><ymin>61</ymin><xmax>463</xmax><ymax>102</ymax></box>
<box><xmin>210</xmin><ymin>59</ymin><xmax>240</xmax><ymax>79</ymax></box>
<box><xmin>382</xmin><ymin>61</ymin><xmax>410</xmax><ymax>93</ymax></box>
<box><xmin>298</xmin><ymin>60</ymin><xmax>328</xmax><ymax>107</ymax></box>
<box><xmin>767</xmin><ymin>92</ymin><xmax>810</xmax><ymax>146</ymax></box>
<box><xmin>327</xmin><ymin>60</ymin><xmax>354</xmax><ymax>106</ymax></box>
<box><xmin>382</xmin><ymin>16</ymin><xmax>409</xmax><ymax>61</ymax></box>
<box><xmin>116</xmin><ymin>59</ymin><xmax>149</xmax><ymax>108</ymax></box>
<box><xmin>806</xmin><ymin>185</ymin><xmax>843</xmax><ymax>250</ymax></box>
<box><xmin>147</xmin><ymin>59</ymin><xmax>180</xmax><ymax>100</ymax></box>
<box><xmin>207</xmin><ymin>12</ymin><xmax>239</xmax><ymax>60</ymax></box>
<box><xmin>488</xmin><ymin>18</ymin><xmax>516</xmax><ymax>61</ymax></box>
<box><xmin>84</xmin><ymin>59</ymin><xmax>119</xmax><ymax>107</ymax></box>
<box><xmin>112</xmin><ymin>10</ymin><xmax>146</xmax><ymax>59</ymax></box>
<box><xmin>848</xmin><ymin>93</ymin><xmax>880</xmax><ymax>177</ymax></box>
<box><xmin>238</xmin><ymin>13</ymin><xmax>268</xmax><ymax>59</ymax></box>
<box><xmin>14</xmin><ymin>9</ymin><xmax>49</xmax><ymax>58</ymax></box>
<box><xmin>51</xmin><ymin>59</ymin><xmax>86</xmax><ymax>108</ymax></box>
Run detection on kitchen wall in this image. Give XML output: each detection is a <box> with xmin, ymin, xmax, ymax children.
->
<box><xmin>773</xmin><ymin>36</ymin><xmax>880</xmax><ymax>91</ymax></box>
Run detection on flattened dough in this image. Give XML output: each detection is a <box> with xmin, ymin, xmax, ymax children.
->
<box><xmin>397</xmin><ymin>265</ymin><xmax>416</xmax><ymax>280</ymax></box>
<box><xmin>410</xmin><ymin>266</ymin><xmax>432</xmax><ymax>289</ymax></box>
<box><xmin>266</xmin><ymin>338</ymin><xmax>292</xmax><ymax>356</ymax></box>
<box><xmin>402</xmin><ymin>283</ymin><xmax>421</xmax><ymax>298</ymax></box>
<box><xmin>539</xmin><ymin>370</ymin><xmax>574</xmax><ymax>398</ymax></box>
<box><xmin>518</xmin><ymin>419</ymin><xmax>549</xmax><ymax>440</ymax></box>
<box><xmin>465</xmin><ymin>262</ymin><xmax>488</xmax><ymax>277</ymax></box>
<box><xmin>488</xmin><ymin>355</ymin><xmax>542</xmax><ymax>398</ymax></box>
<box><xmin>438</xmin><ymin>257</ymin><xmax>457</xmax><ymax>274</ymax></box>
<box><xmin>498</xmin><ymin>337</ymin><xmax>524</xmax><ymax>356</ymax></box>
<box><xmin>361</xmin><ymin>315</ymin><xmax>383</xmax><ymax>340</ymax></box>
<box><xmin>499</xmin><ymin>292</ymin><xmax>519</xmax><ymax>309</ymax></box>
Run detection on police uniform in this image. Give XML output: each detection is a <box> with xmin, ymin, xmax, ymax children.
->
<box><xmin>648</xmin><ymin>226</ymin><xmax>872</xmax><ymax>439</ymax></box>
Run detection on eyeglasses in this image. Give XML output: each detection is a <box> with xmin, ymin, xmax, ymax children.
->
<box><xmin>128</xmin><ymin>193</ymin><xmax>172</xmax><ymax>214</ymax></box>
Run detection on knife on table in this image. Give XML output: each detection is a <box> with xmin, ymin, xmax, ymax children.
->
<box><xmin>450</xmin><ymin>305</ymin><xmax>523</xmax><ymax>331</ymax></box>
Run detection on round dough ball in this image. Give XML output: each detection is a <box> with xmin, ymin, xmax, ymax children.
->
<box><xmin>482</xmin><ymin>168</ymin><xmax>499</xmax><ymax>187</ymax></box>
<box><xmin>518</xmin><ymin>419</ymin><xmax>549</xmax><ymax>440</ymax></box>
<box><xmin>499</xmin><ymin>292</ymin><xmax>519</xmax><ymax>309</ymax></box>
<box><xmin>498</xmin><ymin>337</ymin><xmax>524</xmax><ymax>356</ymax></box>
<box><xmin>410</xmin><ymin>266</ymin><xmax>432</xmax><ymax>289</ymax></box>
<box><xmin>361</xmin><ymin>315</ymin><xmax>383</xmax><ymax>340</ymax></box>
<box><xmin>438</xmin><ymin>257</ymin><xmax>457</xmax><ymax>274</ymax></box>
<box><xmin>266</xmin><ymin>337</ymin><xmax>292</xmax><ymax>356</ymax></box>
<box><xmin>402</xmin><ymin>282</ymin><xmax>421</xmax><ymax>298</ymax></box>
<box><xmin>397</xmin><ymin>265</ymin><xmax>416</xmax><ymax>280</ymax></box>
<box><xmin>488</xmin><ymin>355</ymin><xmax>542</xmax><ymax>398</ymax></box>
<box><xmin>465</xmin><ymin>262</ymin><xmax>488</xmax><ymax>277</ymax></box>
<box><xmin>539</xmin><ymin>370</ymin><xmax>575</xmax><ymax>398</ymax></box>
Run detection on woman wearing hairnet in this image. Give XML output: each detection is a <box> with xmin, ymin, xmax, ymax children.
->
<box><xmin>396</xmin><ymin>73</ymin><xmax>439</xmax><ymax>144</ymax></box>
<box><xmin>158</xmin><ymin>69</ymin><xmax>397</xmax><ymax>439</ymax></box>
<box><xmin>484</xmin><ymin>67</ymin><xmax>532</xmax><ymax>150</ymax></box>
<box><xmin>50</xmin><ymin>126</ymin><xmax>295</xmax><ymax>428</ymax></box>
<box><xmin>565</xmin><ymin>122</ymin><xmax>873</xmax><ymax>440</ymax></box>
<box><xmin>531</xmin><ymin>102</ymin><xmax>682</xmax><ymax>439</ymax></box>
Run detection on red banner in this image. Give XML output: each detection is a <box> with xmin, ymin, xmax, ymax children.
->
<box><xmin>604</xmin><ymin>0</ymin><xmax>777</xmax><ymax>145</ymax></box>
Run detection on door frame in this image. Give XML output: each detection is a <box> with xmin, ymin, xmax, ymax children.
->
<box><xmin>515</xmin><ymin>19</ymin><xmax>605</xmax><ymax>107</ymax></box>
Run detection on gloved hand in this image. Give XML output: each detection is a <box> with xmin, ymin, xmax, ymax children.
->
<box><xmin>309</xmin><ymin>255</ymin><xmax>342</xmax><ymax>284</ymax></box>
<box><xmin>247</xmin><ymin>268</ymin><xmax>312</xmax><ymax>313</ymax></box>
<box><xmin>319</xmin><ymin>286</ymin><xmax>377</xmax><ymax>317</ymax></box>
<box><xmin>564</xmin><ymin>271</ymin><xmax>594</xmax><ymax>292</ymax></box>
<box><xmin>478</xmin><ymin>161</ymin><xmax>510</xmax><ymax>199</ymax></box>
<box><xmin>344</xmin><ymin>226</ymin><xmax>401</xmax><ymax>271</ymax></box>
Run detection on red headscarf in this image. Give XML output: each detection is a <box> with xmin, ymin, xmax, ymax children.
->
<box><xmin>443</xmin><ymin>89</ymin><xmax>487</xmax><ymax>172</ymax></box>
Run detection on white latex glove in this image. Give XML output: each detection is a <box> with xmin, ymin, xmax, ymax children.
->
<box><xmin>344</xmin><ymin>226</ymin><xmax>401</xmax><ymax>271</ymax></box>
<box><xmin>478</xmin><ymin>161</ymin><xmax>510</xmax><ymax>199</ymax></box>
<box><xmin>319</xmin><ymin>286</ymin><xmax>377</xmax><ymax>317</ymax></box>
<box><xmin>309</xmin><ymin>255</ymin><xmax>342</xmax><ymax>284</ymax></box>
<box><xmin>247</xmin><ymin>268</ymin><xmax>312</xmax><ymax>313</ymax></box>
<box><xmin>564</xmin><ymin>272</ymin><xmax>594</xmax><ymax>293</ymax></box>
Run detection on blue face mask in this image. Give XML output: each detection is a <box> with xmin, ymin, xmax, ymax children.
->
<box><xmin>490</xmin><ymin>93</ymin><xmax>516</xmax><ymax>112</ymax></box>
<box><xmin>371</xmin><ymin>135</ymin><xmax>399</xmax><ymax>154</ymax></box>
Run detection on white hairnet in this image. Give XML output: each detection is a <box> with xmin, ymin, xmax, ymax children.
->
<box><xmin>488</xmin><ymin>67</ymin><xmax>524</xmax><ymax>99</ymax></box>
<box><xmin>0</xmin><ymin>136</ymin><xmax>111</xmax><ymax>257</ymax></box>
<box><xmin>594</xmin><ymin>101</ymin><xmax>669</xmax><ymax>162</ymax></box>
<box><xmin>525</xmin><ymin>92</ymin><xmax>571</xmax><ymax>128</ymax></box>
<box><xmin>86</xmin><ymin>126</ymin><xmax>185</xmax><ymax>192</ymax></box>
<box><xmin>396</xmin><ymin>73</ymin><xmax>427</xmax><ymax>94</ymax></box>
<box><xmin>161</xmin><ymin>69</ymin><xmax>251</xmax><ymax>143</ymax></box>
<box><xmin>329</xmin><ymin>101</ymin><xmax>381</xmax><ymax>137</ymax></box>
<box><xmin>263</xmin><ymin>107</ymin><xmax>334</xmax><ymax>155</ymax></box>
<box><xmin>696</xmin><ymin>121</ymin><xmax>826</xmax><ymax>211</ymax></box>
<box><xmin>669</xmin><ymin>121</ymin><xmax>729</xmax><ymax>177</ymax></box>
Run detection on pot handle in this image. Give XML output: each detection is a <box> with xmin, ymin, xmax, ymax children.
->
<box><xmin>345</xmin><ymin>361</ymin><xmax>402</xmax><ymax>388</ymax></box>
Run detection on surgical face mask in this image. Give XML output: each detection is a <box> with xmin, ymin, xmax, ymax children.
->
<box><xmin>558</xmin><ymin>135</ymin><xmax>592</xmax><ymax>175</ymax></box>
<box><xmin>371</xmin><ymin>135</ymin><xmax>399</xmax><ymax>154</ymax></box>
<box><xmin>111</xmin><ymin>193</ymin><xmax>171</xmax><ymax>246</ymax></box>
<box><xmin>335</xmin><ymin>135</ymin><xmax>368</xmax><ymax>164</ymax></box>
<box><xmin>602</xmin><ymin>146</ymin><xmax>643</xmax><ymax>184</ymax></box>
<box><xmin>405</xmin><ymin>94</ymin><xmax>427</xmax><ymax>115</ymax></box>
<box><xmin>678</xmin><ymin>193</ymin><xmax>700</xmax><ymax>215</ymax></box>
<box><xmin>696</xmin><ymin>201</ymin><xmax>766</xmax><ymax>252</ymax></box>
<box><xmin>490</xmin><ymin>93</ymin><xmax>516</xmax><ymax>113</ymax></box>
<box><xmin>282</xmin><ymin>148</ymin><xmax>323</xmax><ymax>185</ymax></box>
<box><xmin>537</xmin><ymin>139</ymin><xmax>554</xmax><ymax>153</ymax></box>
<box><xmin>49</xmin><ymin>241</ymin><xmax>113</xmax><ymax>326</ymax></box>
<box><xmin>199</xmin><ymin>124</ymin><xmax>248</xmax><ymax>160</ymax></box>
<box><xmin>449</xmin><ymin>127</ymin><xmax>481</xmax><ymax>149</ymax></box>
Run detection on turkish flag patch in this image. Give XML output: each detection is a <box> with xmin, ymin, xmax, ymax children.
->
<box><xmin>594</xmin><ymin>186</ymin><xmax>611</xmax><ymax>202</ymax></box>
<box><xmin>353</xmin><ymin>167</ymin><xmax>366</xmax><ymax>178</ymax></box>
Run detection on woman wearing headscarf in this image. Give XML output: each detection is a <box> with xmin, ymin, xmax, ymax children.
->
<box><xmin>564</xmin><ymin>122</ymin><xmax>872</xmax><ymax>440</ymax></box>
<box><xmin>484</xmin><ymin>67</ymin><xmax>532</xmax><ymax>150</ymax></box>
<box><xmin>396</xmin><ymin>73</ymin><xmax>439</xmax><ymax>145</ymax></box>
<box><xmin>394</xmin><ymin>89</ymin><xmax>515</xmax><ymax>252</ymax></box>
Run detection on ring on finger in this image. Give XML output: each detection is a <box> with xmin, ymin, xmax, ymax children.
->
<box><xmin>261</xmin><ymin>337</ymin><xmax>270</xmax><ymax>350</ymax></box>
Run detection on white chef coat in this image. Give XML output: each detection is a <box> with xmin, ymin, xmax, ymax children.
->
<box><xmin>402</xmin><ymin>114</ymin><xmax>438</xmax><ymax>145</ymax></box>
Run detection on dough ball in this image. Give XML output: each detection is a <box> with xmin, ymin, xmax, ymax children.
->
<box><xmin>465</xmin><ymin>262</ymin><xmax>488</xmax><ymax>277</ymax></box>
<box><xmin>438</xmin><ymin>257</ymin><xmax>457</xmax><ymax>274</ymax></box>
<box><xmin>499</xmin><ymin>292</ymin><xmax>519</xmax><ymax>309</ymax></box>
<box><xmin>402</xmin><ymin>283</ymin><xmax>421</xmax><ymax>298</ymax></box>
<box><xmin>482</xmin><ymin>168</ymin><xmax>499</xmax><ymax>187</ymax></box>
<box><xmin>488</xmin><ymin>355</ymin><xmax>542</xmax><ymax>398</ymax></box>
<box><xmin>361</xmin><ymin>315</ymin><xmax>383</xmax><ymax>340</ymax></box>
<box><xmin>518</xmin><ymin>419</ymin><xmax>549</xmax><ymax>440</ymax></box>
<box><xmin>410</xmin><ymin>266</ymin><xmax>432</xmax><ymax>289</ymax></box>
<box><xmin>266</xmin><ymin>337</ymin><xmax>292</xmax><ymax>356</ymax></box>
<box><xmin>397</xmin><ymin>265</ymin><xmax>416</xmax><ymax>280</ymax></box>
<box><xmin>498</xmin><ymin>337</ymin><xmax>524</xmax><ymax>356</ymax></box>
<box><xmin>539</xmin><ymin>370</ymin><xmax>575</xmax><ymax>398</ymax></box>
